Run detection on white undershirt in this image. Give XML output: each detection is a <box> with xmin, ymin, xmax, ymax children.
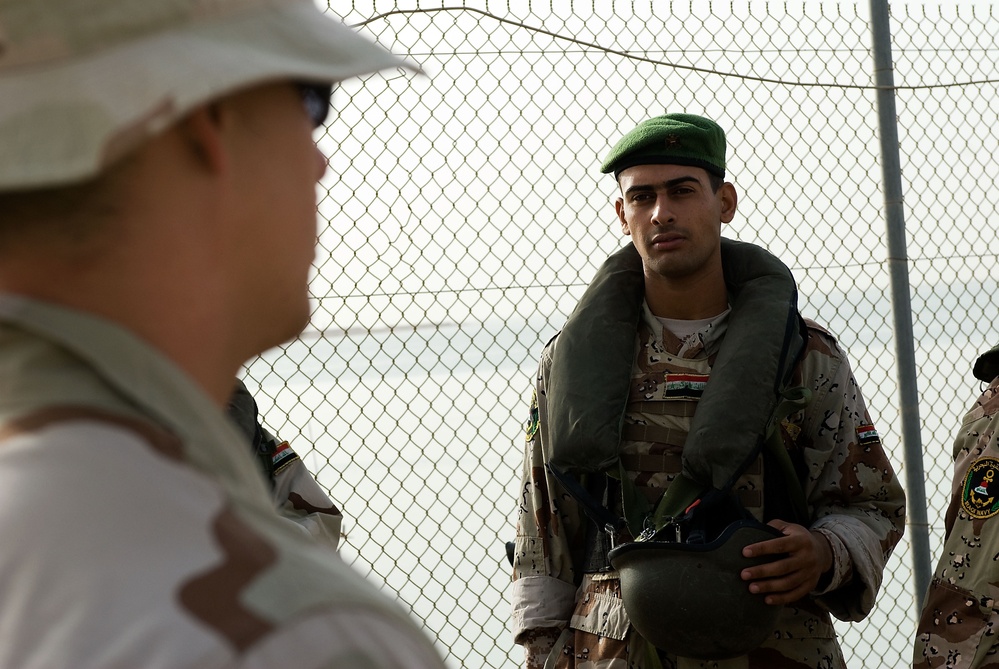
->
<box><xmin>656</xmin><ymin>306</ymin><xmax>731</xmax><ymax>339</ymax></box>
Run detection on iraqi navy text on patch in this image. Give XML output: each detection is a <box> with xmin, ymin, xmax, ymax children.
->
<box><xmin>962</xmin><ymin>457</ymin><xmax>999</xmax><ymax>519</ymax></box>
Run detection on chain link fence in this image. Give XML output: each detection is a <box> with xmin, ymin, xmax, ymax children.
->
<box><xmin>241</xmin><ymin>2</ymin><xmax>999</xmax><ymax>667</ymax></box>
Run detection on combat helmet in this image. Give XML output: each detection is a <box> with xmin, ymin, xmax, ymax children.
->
<box><xmin>607</xmin><ymin>515</ymin><xmax>783</xmax><ymax>660</ymax></box>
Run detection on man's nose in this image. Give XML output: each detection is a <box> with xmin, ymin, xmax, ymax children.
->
<box><xmin>650</xmin><ymin>195</ymin><xmax>673</xmax><ymax>226</ymax></box>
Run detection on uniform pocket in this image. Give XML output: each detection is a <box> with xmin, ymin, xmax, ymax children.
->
<box><xmin>567</xmin><ymin>574</ymin><xmax>630</xmax><ymax>641</ymax></box>
<box><xmin>914</xmin><ymin>578</ymin><xmax>995</xmax><ymax>668</ymax></box>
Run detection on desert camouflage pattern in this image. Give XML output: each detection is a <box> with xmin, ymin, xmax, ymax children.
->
<box><xmin>0</xmin><ymin>0</ymin><xmax>409</xmax><ymax>190</ymax></box>
<box><xmin>0</xmin><ymin>295</ymin><xmax>446</xmax><ymax>669</ymax></box>
<box><xmin>270</xmin><ymin>440</ymin><xmax>345</xmax><ymax>551</ymax></box>
<box><xmin>913</xmin><ymin>373</ymin><xmax>999</xmax><ymax>669</ymax></box>
<box><xmin>512</xmin><ymin>302</ymin><xmax>905</xmax><ymax>669</ymax></box>
<box><xmin>227</xmin><ymin>380</ymin><xmax>344</xmax><ymax>551</ymax></box>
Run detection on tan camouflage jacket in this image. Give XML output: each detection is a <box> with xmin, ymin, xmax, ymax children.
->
<box><xmin>512</xmin><ymin>303</ymin><xmax>905</xmax><ymax>669</ymax></box>
<box><xmin>0</xmin><ymin>295</ymin><xmax>446</xmax><ymax>669</ymax></box>
<box><xmin>914</xmin><ymin>374</ymin><xmax>999</xmax><ymax>669</ymax></box>
<box><xmin>228</xmin><ymin>379</ymin><xmax>345</xmax><ymax>552</ymax></box>
<box><xmin>269</xmin><ymin>436</ymin><xmax>345</xmax><ymax>551</ymax></box>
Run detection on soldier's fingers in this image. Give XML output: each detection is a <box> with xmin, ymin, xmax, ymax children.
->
<box><xmin>748</xmin><ymin>574</ymin><xmax>797</xmax><ymax>595</ymax></box>
<box><xmin>766</xmin><ymin>518</ymin><xmax>793</xmax><ymax>533</ymax></box>
<box><xmin>740</xmin><ymin>554</ymin><xmax>799</xmax><ymax>581</ymax></box>
<box><xmin>743</xmin><ymin>529</ymin><xmax>811</xmax><ymax>559</ymax></box>
<box><xmin>742</xmin><ymin>535</ymin><xmax>789</xmax><ymax>557</ymax></box>
<box><xmin>759</xmin><ymin>579</ymin><xmax>814</xmax><ymax>606</ymax></box>
<box><xmin>741</xmin><ymin>536</ymin><xmax>818</xmax><ymax>581</ymax></box>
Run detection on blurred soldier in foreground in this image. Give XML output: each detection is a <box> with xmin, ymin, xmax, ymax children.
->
<box><xmin>511</xmin><ymin>113</ymin><xmax>906</xmax><ymax>668</ymax></box>
<box><xmin>914</xmin><ymin>344</ymin><xmax>999</xmax><ymax>669</ymax></box>
<box><xmin>0</xmin><ymin>1</ymin><xmax>446</xmax><ymax>667</ymax></box>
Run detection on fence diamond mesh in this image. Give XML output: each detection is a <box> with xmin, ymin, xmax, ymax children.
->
<box><xmin>240</xmin><ymin>2</ymin><xmax>999</xmax><ymax>667</ymax></box>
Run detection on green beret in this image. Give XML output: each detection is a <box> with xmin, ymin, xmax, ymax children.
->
<box><xmin>600</xmin><ymin>113</ymin><xmax>726</xmax><ymax>178</ymax></box>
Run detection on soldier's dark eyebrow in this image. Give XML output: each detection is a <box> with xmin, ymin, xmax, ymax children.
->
<box><xmin>623</xmin><ymin>176</ymin><xmax>700</xmax><ymax>197</ymax></box>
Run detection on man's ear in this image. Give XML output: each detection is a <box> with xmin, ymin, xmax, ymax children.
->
<box><xmin>615</xmin><ymin>198</ymin><xmax>631</xmax><ymax>236</ymax></box>
<box><xmin>178</xmin><ymin>103</ymin><xmax>228</xmax><ymax>175</ymax></box>
<box><xmin>718</xmin><ymin>182</ymin><xmax>738</xmax><ymax>224</ymax></box>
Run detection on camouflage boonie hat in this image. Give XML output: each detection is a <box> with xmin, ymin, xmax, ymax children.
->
<box><xmin>0</xmin><ymin>0</ymin><xmax>414</xmax><ymax>190</ymax></box>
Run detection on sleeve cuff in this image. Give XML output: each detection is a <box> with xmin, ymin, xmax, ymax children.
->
<box><xmin>511</xmin><ymin>575</ymin><xmax>577</xmax><ymax>641</ymax></box>
<box><xmin>810</xmin><ymin>525</ymin><xmax>854</xmax><ymax>595</ymax></box>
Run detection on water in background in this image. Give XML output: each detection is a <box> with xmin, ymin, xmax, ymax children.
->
<box><xmin>245</xmin><ymin>269</ymin><xmax>997</xmax><ymax>668</ymax></box>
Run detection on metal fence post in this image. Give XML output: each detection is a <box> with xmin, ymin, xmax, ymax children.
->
<box><xmin>868</xmin><ymin>0</ymin><xmax>933</xmax><ymax>613</ymax></box>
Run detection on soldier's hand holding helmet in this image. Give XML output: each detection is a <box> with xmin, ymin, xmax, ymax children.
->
<box><xmin>740</xmin><ymin>519</ymin><xmax>835</xmax><ymax>605</ymax></box>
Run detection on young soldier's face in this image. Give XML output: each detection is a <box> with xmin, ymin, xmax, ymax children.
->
<box><xmin>615</xmin><ymin>163</ymin><xmax>736</xmax><ymax>285</ymax></box>
<box><xmin>222</xmin><ymin>82</ymin><xmax>327</xmax><ymax>352</ymax></box>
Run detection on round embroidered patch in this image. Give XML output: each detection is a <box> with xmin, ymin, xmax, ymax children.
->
<box><xmin>962</xmin><ymin>457</ymin><xmax>999</xmax><ymax>519</ymax></box>
<box><xmin>524</xmin><ymin>392</ymin><xmax>540</xmax><ymax>442</ymax></box>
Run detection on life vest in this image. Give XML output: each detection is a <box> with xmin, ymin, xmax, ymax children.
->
<box><xmin>546</xmin><ymin>238</ymin><xmax>807</xmax><ymax>533</ymax></box>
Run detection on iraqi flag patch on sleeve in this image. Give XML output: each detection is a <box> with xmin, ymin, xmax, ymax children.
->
<box><xmin>271</xmin><ymin>441</ymin><xmax>300</xmax><ymax>475</ymax></box>
<box><xmin>856</xmin><ymin>424</ymin><xmax>880</xmax><ymax>447</ymax></box>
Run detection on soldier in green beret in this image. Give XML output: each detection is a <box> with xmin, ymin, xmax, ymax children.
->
<box><xmin>511</xmin><ymin>113</ymin><xmax>905</xmax><ymax>668</ymax></box>
<box><xmin>914</xmin><ymin>343</ymin><xmax>999</xmax><ymax>668</ymax></box>
<box><xmin>0</xmin><ymin>1</ymin><xmax>446</xmax><ymax>667</ymax></box>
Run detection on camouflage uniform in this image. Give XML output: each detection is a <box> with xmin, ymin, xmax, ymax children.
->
<box><xmin>512</xmin><ymin>301</ymin><xmax>905</xmax><ymax>669</ymax></box>
<box><xmin>267</xmin><ymin>435</ymin><xmax>345</xmax><ymax>551</ymax></box>
<box><xmin>914</xmin><ymin>348</ymin><xmax>999</xmax><ymax>669</ymax></box>
<box><xmin>0</xmin><ymin>296</ymin><xmax>446</xmax><ymax>669</ymax></box>
<box><xmin>228</xmin><ymin>379</ymin><xmax>344</xmax><ymax>551</ymax></box>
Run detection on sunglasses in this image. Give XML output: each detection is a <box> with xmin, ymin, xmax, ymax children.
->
<box><xmin>296</xmin><ymin>82</ymin><xmax>333</xmax><ymax>129</ymax></box>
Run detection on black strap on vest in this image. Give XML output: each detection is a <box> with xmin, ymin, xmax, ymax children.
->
<box><xmin>548</xmin><ymin>464</ymin><xmax>624</xmax><ymax>534</ymax></box>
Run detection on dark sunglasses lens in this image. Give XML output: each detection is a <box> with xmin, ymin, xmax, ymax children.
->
<box><xmin>297</xmin><ymin>83</ymin><xmax>331</xmax><ymax>128</ymax></box>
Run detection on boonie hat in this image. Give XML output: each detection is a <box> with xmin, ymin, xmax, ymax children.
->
<box><xmin>0</xmin><ymin>0</ymin><xmax>415</xmax><ymax>190</ymax></box>
<box><xmin>600</xmin><ymin>113</ymin><xmax>726</xmax><ymax>179</ymax></box>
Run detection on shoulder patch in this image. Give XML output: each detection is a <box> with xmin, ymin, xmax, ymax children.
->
<box><xmin>271</xmin><ymin>441</ymin><xmax>299</xmax><ymax>475</ymax></box>
<box><xmin>524</xmin><ymin>391</ymin><xmax>540</xmax><ymax>441</ymax></box>
<box><xmin>962</xmin><ymin>457</ymin><xmax>999</xmax><ymax>519</ymax></box>
<box><xmin>856</xmin><ymin>424</ymin><xmax>880</xmax><ymax>447</ymax></box>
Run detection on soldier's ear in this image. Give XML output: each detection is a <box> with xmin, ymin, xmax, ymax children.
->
<box><xmin>178</xmin><ymin>104</ymin><xmax>229</xmax><ymax>175</ymax></box>
<box><xmin>718</xmin><ymin>182</ymin><xmax>737</xmax><ymax>224</ymax></box>
<box><xmin>616</xmin><ymin>198</ymin><xmax>631</xmax><ymax>236</ymax></box>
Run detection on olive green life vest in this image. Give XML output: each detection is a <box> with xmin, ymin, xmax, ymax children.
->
<box><xmin>546</xmin><ymin>239</ymin><xmax>807</xmax><ymax>533</ymax></box>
